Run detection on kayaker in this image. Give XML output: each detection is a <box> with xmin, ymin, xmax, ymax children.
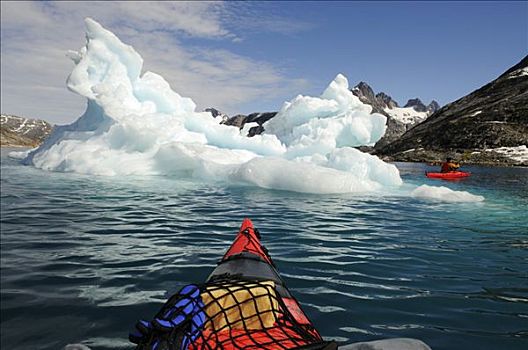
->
<box><xmin>441</xmin><ymin>157</ymin><xmax>460</xmax><ymax>173</ymax></box>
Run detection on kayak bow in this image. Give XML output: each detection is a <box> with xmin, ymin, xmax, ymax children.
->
<box><xmin>131</xmin><ymin>218</ymin><xmax>334</xmax><ymax>350</ymax></box>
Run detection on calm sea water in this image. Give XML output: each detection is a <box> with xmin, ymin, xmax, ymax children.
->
<box><xmin>1</xmin><ymin>148</ymin><xmax>527</xmax><ymax>350</ymax></box>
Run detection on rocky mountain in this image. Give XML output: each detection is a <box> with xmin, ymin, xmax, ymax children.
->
<box><xmin>350</xmin><ymin>82</ymin><xmax>439</xmax><ymax>148</ymax></box>
<box><xmin>376</xmin><ymin>92</ymin><xmax>399</xmax><ymax>109</ymax></box>
<box><xmin>378</xmin><ymin>55</ymin><xmax>528</xmax><ymax>165</ymax></box>
<box><xmin>204</xmin><ymin>108</ymin><xmax>228</xmax><ymax>122</ymax></box>
<box><xmin>205</xmin><ymin>83</ymin><xmax>438</xmax><ymax>143</ymax></box>
<box><xmin>1</xmin><ymin>114</ymin><xmax>53</xmax><ymax>147</ymax></box>
<box><xmin>404</xmin><ymin>98</ymin><xmax>427</xmax><ymax>112</ymax></box>
<box><xmin>205</xmin><ymin>109</ymin><xmax>277</xmax><ymax>137</ymax></box>
<box><xmin>427</xmin><ymin>100</ymin><xmax>440</xmax><ymax>115</ymax></box>
<box><xmin>351</xmin><ymin>82</ymin><xmax>390</xmax><ymax>115</ymax></box>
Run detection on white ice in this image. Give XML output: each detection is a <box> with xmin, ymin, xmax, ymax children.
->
<box><xmin>264</xmin><ymin>74</ymin><xmax>387</xmax><ymax>157</ymax></box>
<box><xmin>411</xmin><ymin>185</ymin><xmax>485</xmax><ymax>203</ymax></box>
<box><xmin>21</xmin><ymin>18</ymin><xmax>483</xmax><ymax>201</ymax></box>
<box><xmin>8</xmin><ymin>149</ymin><xmax>32</xmax><ymax>159</ymax></box>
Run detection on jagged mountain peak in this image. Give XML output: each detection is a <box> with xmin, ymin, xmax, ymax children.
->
<box><xmin>353</xmin><ymin>81</ymin><xmax>377</xmax><ymax>100</ymax></box>
<box><xmin>355</xmin><ymin>81</ymin><xmax>373</xmax><ymax>90</ymax></box>
<box><xmin>376</xmin><ymin>92</ymin><xmax>399</xmax><ymax>109</ymax></box>
<box><xmin>379</xmin><ymin>55</ymin><xmax>528</xmax><ymax>156</ymax></box>
<box><xmin>351</xmin><ymin>83</ymin><xmax>436</xmax><ymax>116</ymax></box>
<box><xmin>349</xmin><ymin>83</ymin><xmax>440</xmax><ymax>149</ymax></box>
<box><xmin>204</xmin><ymin>107</ymin><xmax>227</xmax><ymax>119</ymax></box>
<box><xmin>404</xmin><ymin>98</ymin><xmax>427</xmax><ymax>112</ymax></box>
<box><xmin>427</xmin><ymin>100</ymin><xmax>440</xmax><ymax>114</ymax></box>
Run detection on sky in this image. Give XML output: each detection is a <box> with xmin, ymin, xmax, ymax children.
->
<box><xmin>1</xmin><ymin>1</ymin><xmax>527</xmax><ymax>125</ymax></box>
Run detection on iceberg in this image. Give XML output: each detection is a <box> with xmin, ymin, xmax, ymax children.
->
<box><xmin>411</xmin><ymin>185</ymin><xmax>485</xmax><ymax>203</ymax></box>
<box><xmin>265</xmin><ymin>73</ymin><xmax>387</xmax><ymax>157</ymax></box>
<box><xmin>24</xmin><ymin>18</ymin><xmax>403</xmax><ymax>193</ymax></box>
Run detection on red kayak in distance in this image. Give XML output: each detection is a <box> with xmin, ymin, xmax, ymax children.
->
<box><xmin>425</xmin><ymin>171</ymin><xmax>471</xmax><ymax>179</ymax></box>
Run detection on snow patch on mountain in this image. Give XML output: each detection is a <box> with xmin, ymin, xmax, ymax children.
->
<box><xmin>1</xmin><ymin>114</ymin><xmax>52</xmax><ymax>136</ymax></box>
<box><xmin>508</xmin><ymin>67</ymin><xmax>528</xmax><ymax>79</ymax></box>
<box><xmin>383</xmin><ymin>107</ymin><xmax>429</xmax><ymax>125</ymax></box>
<box><xmin>485</xmin><ymin>145</ymin><xmax>528</xmax><ymax>163</ymax></box>
<box><xmin>1</xmin><ymin>114</ymin><xmax>53</xmax><ymax>147</ymax></box>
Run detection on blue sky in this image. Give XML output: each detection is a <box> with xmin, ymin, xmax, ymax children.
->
<box><xmin>1</xmin><ymin>1</ymin><xmax>527</xmax><ymax>124</ymax></box>
<box><xmin>229</xmin><ymin>1</ymin><xmax>527</xmax><ymax>111</ymax></box>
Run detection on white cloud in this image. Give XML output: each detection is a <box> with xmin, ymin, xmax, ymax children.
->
<box><xmin>222</xmin><ymin>1</ymin><xmax>316</xmax><ymax>36</ymax></box>
<box><xmin>1</xmin><ymin>1</ymin><xmax>312</xmax><ymax>124</ymax></box>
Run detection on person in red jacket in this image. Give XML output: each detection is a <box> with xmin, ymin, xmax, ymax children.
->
<box><xmin>441</xmin><ymin>157</ymin><xmax>460</xmax><ymax>173</ymax></box>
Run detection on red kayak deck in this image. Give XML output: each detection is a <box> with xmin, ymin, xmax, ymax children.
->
<box><xmin>223</xmin><ymin>218</ymin><xmax>273</xmax><ymax>264</ymax></box>
<box><xmin>219</xmin><ymin>218</ymin><xmax>313</xmax><ymax>327</ymax></box>
<box><xmin>426</xmin><ymin>171</ymin><xmax>471</xmax><ymax>179</ymax></box>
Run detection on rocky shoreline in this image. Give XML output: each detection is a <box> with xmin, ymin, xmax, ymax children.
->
<box><xmin>376</xmin><ymin>147</ymin><xmax>527</xmax><ymax>167</ymax></box>
<box><xmin>3</xmin><ymin>142</ymin><xmax>524</xmax><ymax>167</ymax></box>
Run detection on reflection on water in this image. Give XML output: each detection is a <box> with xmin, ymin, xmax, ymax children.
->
<box><xmin>1</xmin><ymin>150</ymin><xmax>527</xmax><ymax>350</ymax></box>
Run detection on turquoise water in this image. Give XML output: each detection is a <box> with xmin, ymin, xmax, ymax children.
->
<box><xmin>1</xmin><ymin>148</ymin><xmax>527</xmax><ymax>350</ymax></box>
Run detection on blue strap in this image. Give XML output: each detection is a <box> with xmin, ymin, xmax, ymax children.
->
<box><xmin>129</xmin><ymin>284</ymin><xmax>206</xmax><ymax>349</ymax></box>
<box><xmin>180</xmin><ymin>299</ymin><xmax>206</xmax><ymax>350</ymax></box>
